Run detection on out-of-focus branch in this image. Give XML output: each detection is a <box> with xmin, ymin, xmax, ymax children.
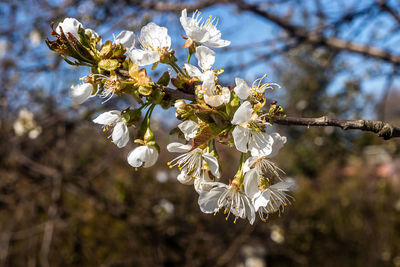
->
<box><xmin>378</xmin><ymin>0</ymin><xmax>400</xmax><ymax>25</ymax></box>
<box><xmin>233</xmin><ymin>0</ymin><xmax>400</xmax><ymax>64</ymax></box>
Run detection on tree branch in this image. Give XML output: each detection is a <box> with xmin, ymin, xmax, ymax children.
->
<box><xmin>233</xmin><ymin>0</ymin><xmax>400</xmax><ymax>64</ymax></box>
<box><xmin>271</xmin><ymin>116</ymin><xmax>400</xmax><ymax>140</ymax></box>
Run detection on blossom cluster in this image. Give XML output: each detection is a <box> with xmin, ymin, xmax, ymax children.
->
<box><xmin>46</xmin><ymin>9</ymin><xmax>295</xmax><ymax>224</ymax></box>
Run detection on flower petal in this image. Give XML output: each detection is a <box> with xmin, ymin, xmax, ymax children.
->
<box><xmin>268</xmin><ymin>132</ymin><xmax>287</xmax><ymax>158</ymax></box>
<box><xmin>56</xmin><ymin>18</ymin><xmax>82</xmax><ymax>40</ymax></box>
<box><xmin>93</xmin><ymin>110</ymin><xmax>121</xmax><ymax>125</ymax></box>
<box><xmin>177</xmin><ymin>171</ymin><xmax>194</xmax><ymax>185</ymax></box>
<box><xmin>112</xmin><ymin>121</ymin><xmax>129</xmax><ymax>148</ymax></box>
<box><xmin>203</xmin><ymin>153</ymin><xmax>220</xmax><ymax>178</ymax></box>
<box><xmin>234</xmin><ymin>78</ymin><xmax>251</xmax><ymax>100</ymax></box>
<box><xmin>231</xmin><ymin>101</ymin><xmax>253</xmax><ymax>125</ymax></box>
<box><xmin>127</xmin><ymin>146</ymin><xmax>148</xmax><ymax>168</ymax></box>
<box><xmin>114</xmin><ymin>30</ymin><xmax>135</xmax><ymax>50</ymax></box>
<box><xmin>253</xmin><ymin>190</ymin><xmax>271</xmax><ymax>211</ymax></box>
<box><xmin>144</xmin><ymin>146</ymin><xmax>159</xmax><ymax>168</ymax></box>
<box><xmin>167</xmin><ymin>142</ymin><xmax>192</xmax><ymax>153</ymax></box>
<box><xmin>184</xmin><ymin>64</ymin><xmax>202</xmax><ymax>78</ymax></box>
<box><xmin>232</xmin><ymin>126</ymin><xmax>250</xmax><ymax>153</ymax></box>
<box><xmin>195</xmin><ymin>46</ymin><xmax>215</xmax><ymax>71</ymax></box>
<box><xmin>243</xmin><ymin>169</ymin><xmax>259</xmax><ymax>199</ymax></box>
<box><xmin>249</xmin><ymin>132</ymin><xmax>274</xmax><ymax>157</ymax></box>
<box><xmin>198</xmin><ymin>186</ymin><xmax>226</xmax><ymax>213</ymax></box>
<box><xmin>69</xmin><ymin>83</ymin><xmax>93</xmax><ymax>104</ymax></box>
<box><xmin>129</xmin><ymin>49</ymin><xmax>160</xmax><ymax>66</ymax></box>
<box><xmin>178</xmin><ymin>120</ymin><xmax>199</xmax><ymax>141</ymax></box>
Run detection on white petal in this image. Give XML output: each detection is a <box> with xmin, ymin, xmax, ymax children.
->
<box><xmin>198</xmin><ymin>186</ymin><xmax>226</xmax><ymax>213</ymax></box>
<box><xmin>195</xmin><ymin>46</ymin><xmax>215</xmax><ymax>71</ymax></box>
<box><xmin>201</xmin><ymin>70</ymin><xmax>215</xmax><ymax>93</ymax></box>
<box><xmin>203</xmin><ymin>87</ymin><xmax>230</xmax><ymax>107</ymax></box>
<box><xmin>243</xmin><ymin>169</ymin><xmax>259</xmax><ymax>199</ymax></box>
<box><xmin>129</xmin><ymin>49</ymin><xmax>160</xmax><ymax>66</ymax></box>
<box><xmin>178</xmin><ymin>120</ymin><xmax>199</xmax><ymax>141</ymax></box>
<box><xmin>231</xmin><ymin>101</ymin><xmax>253</xmax><ymax>125</ymax></box>
<box><xmin>271</xmin><ymin>180</ymin><xmax>297</xmax><ymax>191</ymax></box>
<box><xmin>177</xmin><ymin>171</ymin><xmax>194</xmax><ymax>185</ymax></box>
<box><xmin>114</xmin><ymin>30</ymin><xmax>135</xmax><ymax>50</ymax></box>
<box><xmin>234</xmin><ymin>78</ymin><xmax>251</xmax><ymax>100</ymax></box>
<box><xmin>243</xmin><ymin>195</ymin><xmax>256</xmax><ymax>224</ymax></box>
<box><xmin>69</xmin><ymin>83</ymin><xmax>93</xmax><ymax>104</ymax></box>
<box><xmin>249</xmin><ymin>132</ymin><xmax>274</xmax><ymax>157</ymax></box>
<box><xmin>253</xmin><ymin>190</ymin><xmax>271</xmax><ymax>211</ymax></box>
<box><xmin>203</xmin><ymin>39</ymin><xmax>231</xmax><ymax>48</ymax></box>
<box><xmin>93</xmin><ymin>110</ymin><xmax>121</xmax><ymax>125</ymax></box>
<box><xmin>167</xmin><ymin>142</ymin><xmax>192</xmax><ymax>153</ymax></box>
<box><xmin>232</xmin><ymin>126</ymin><xmax>250</xmax><ymax>153</ymax></box>
<box><xmin>202</xmin><ymin>153</ymin><xmax>220</xmax><ymax>178</ymax></box>
<box><xmin>127</xmin><ymin>146</ymin><xmax>148</xmax><ymax>168</ymax></box>
<box><xmin>143</xmin><ymin>146</ymin><xmax>159</xmax><ymax>168</ymax></box>
<box><xmin>179</xmin><ymin>9</ymin><xmax>191</xmax><ymax>36</ymax></box>
<box><xmin>112</xmin><ymin>121</ymin><xmax>129</xmax><ymax>148</ymax></box>
<box><xmin>243</xmin><ymin>156</ymin><xmax>258</xmax><ymax>174</ymax></box>
<box><xmin>268</xmin><ymin>132</ymin><xmax>287</xmax><ymax>158</ymax></box>
<box><xmin>56</xmin><ymin>18</ymin><xmax>82</xmax><ymax>40</ymax></box>
<box><xmin>184</xmin><ymin>64</ymin><xmax>202</xmax><ymax>78</ymax></box>
<box><xmin>85</xmin><ymin>28</ymin><xmax>98</xmax><ymax>38</ymax></box>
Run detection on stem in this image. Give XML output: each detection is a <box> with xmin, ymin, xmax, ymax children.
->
<box><xmin>187</xmin><ymin>51</ymin><xmax>193</xmax><ymax>64</ymax></box>
<box><xmin>232</xmin><ymin>153</ymin><xmax>246</xmax><ymax>186</ymax></box>
<box><xmin>170</xmin><ymin>61</ymin><xmax>185</xmax><ymax>76</ymax></box>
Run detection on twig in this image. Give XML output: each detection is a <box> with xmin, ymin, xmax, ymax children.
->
<box><xmin>271</xmin><ymin>116</ymin><xmax>400</xmax><ymax>140</ymax></box>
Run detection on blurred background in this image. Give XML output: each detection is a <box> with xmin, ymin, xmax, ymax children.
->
<box><xmin>1</xmin><ymin>0</ymin><xmax>400</xmax><ymax>266</ymax></box>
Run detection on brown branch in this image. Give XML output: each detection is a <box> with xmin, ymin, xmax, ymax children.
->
<box><xmin>115</xmin><ymin>61</ymin><xmax>400</xmax><ymax>141</ymax></box>
<box><xmin>271</xmin><ymin>116</ymin><xmax>400</xmax><ymax>140</ymax></box>
<box><xmin>233</xmin><ymin>0</ymin><xmax>400</xmax><ymax>64</ymax></box>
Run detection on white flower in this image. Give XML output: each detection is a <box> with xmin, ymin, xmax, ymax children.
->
<box><xmin>129</xmin><ymin>22</ymin><xmax>171</xmax><ymax>66</ymax></box>
<box><xmin>244</xmin><ymin>154</ymin><xmax>295</xmax><ymax>221</ymax></box>
<box><xmin>167</xmin><ymin>142</ymin><xmax>220</xmax><ymax>180</ymax></box>
<box><xmin>178</xmin><ymin>120</ymin><xmax>199</xmax><ymax>141</ymax></box>
<box><xmin>69</xmin><ymin>83</ymin><xmax>94</xmax><ymax>104</ymax></box>
<box><xmin>234</xmin><ymin>75</ymin><xmax>281</xmax><ymax>100</ymax></box>
<box><xmin>93</xmin><ymin>110</ymin><xmax>129</xmax><ymax>148</ymax></box>
<box><xmin>231</xmin><ymin>101</ymin><xmax>274</xmax><ymax>156</ymax></box>
<box><xmin>127</xmin><ymin>145</ymin><xmax>159</xmax><ymax>168</ymax></box>
<box><xmin>248</xmin><ymin>179</ymin><xmax>295</xmax><ymax>221</ymax></box>
<box><xmin>180</xmin><ymin>9</ymin><xmax>230</xmax><ymax>48</ymax></box>
<box><xmin>198</xmin><ymin>182</ymin><xmax>255</xmax><ymax>224</ymax></box>
<box><xmin>56</xmin><ymin>18</ymin><xmax>82</xmax><ymax>40</ymax></box>
<box><xmin>201</xmin><ymin>70</ymin><xmax>230</xmax><ymax>107</ymax></box>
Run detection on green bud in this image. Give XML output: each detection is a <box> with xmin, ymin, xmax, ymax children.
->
<box><xmin>98</xmin><ymin>59</ymin><xmax>120</xmax><ymax>71</ymax></box>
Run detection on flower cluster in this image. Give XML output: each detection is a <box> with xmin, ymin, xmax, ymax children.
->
<box><xmin>46</xmin><ymin>9</ymin><xmax>294</xmax><ymax>224</ymax></box>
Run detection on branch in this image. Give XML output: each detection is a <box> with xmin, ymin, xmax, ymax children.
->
<box><xmin>233</xmin><ymin>0</ymin><xmax>400</xmax><ymax>64</ymax></box>
<box><xmin>115</xmin><ymin>64</ymin><xmax>400</xmax><ymax>140</ymax></box>
<box><xmin>271</xmin><ymin>116</ymin><xmax>400</xmax><ymax>140</ymax></box>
